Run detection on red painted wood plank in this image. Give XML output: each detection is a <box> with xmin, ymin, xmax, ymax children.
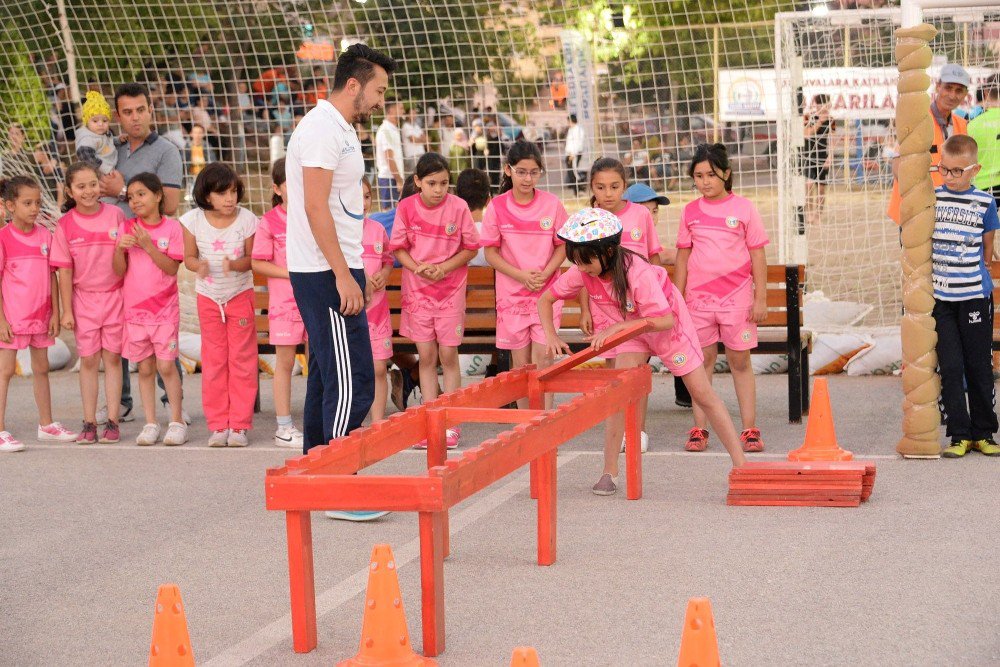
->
<box><xmin>537</xmin><ymin>449</ymin><xmax>557</xmax><ymax>566</ymax></box>
<box><xmin>441</xmin><ymin>407</ymin><xmax>546</xmax><ymax>425</ymax></box>
<box><xmin>419</xmin><ymin>512</ymin><xmax>446</xmax><ymax>657</ymax></box>
<box><xmin>537</xmin><ymin>320</ymin><xmax>652</xmax><ymax>381</ymax></box>
<box><xmin>727</xmin><ymin>497</ymin><xmax>862</xmax><ymax>507</ymax></box>
<box><xmin>624</xmin><ymin>399</ymin><xmax>643</xmax><ymax>500</ymax></box>
<box><xmin>286</xmin><ymin>511</ymin><xmax>317</xmax><ymax>653</ymax></box>
<box><xmin>266</xmin><ymin>476</ymin><xmax>446</xmax><ymax>512</ymax></box>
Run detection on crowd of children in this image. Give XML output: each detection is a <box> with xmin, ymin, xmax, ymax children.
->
<box><xmin>14</xmin><ymin>133</ymin><xmax>992</xmax><ymax>485</ymax></box>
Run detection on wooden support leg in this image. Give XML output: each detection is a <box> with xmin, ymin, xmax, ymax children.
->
<box><xmin>419</xmin><ymin>511</ymin><xmax>446</xmax><ymax>657</ymax></box>
<box><xmin>425</xmin><ymin>409</ymin><xmax>450</xmax><ymax>559</ymax></box>
<box><xmin>537</xmin><ymin>449</ymin><xmax>557</xmax><ymax>565</ymax></box>
<box><xmin>529</xmin><ymin>459</ymin><xmax>539</xmax><ymax>499</ymax></box>
<box><xmin>528</xmin><ymin>379</ymin><xmax>542</xmax><ymax>500</ymax></box>
<box><xmin>624</xmin><ymin>400</ymin><xmax>643</xmax><ymax>500</ymax></box>
<box><xmin>286</xmin><ymin>511</ymin><xmax>317</xmax><ymax>653</ymax></box>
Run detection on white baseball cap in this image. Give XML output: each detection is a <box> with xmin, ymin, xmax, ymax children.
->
<box><xmin>939</xmin><ymin>64</ymin><xmax>971</xmax><ymax>88</ymax></box>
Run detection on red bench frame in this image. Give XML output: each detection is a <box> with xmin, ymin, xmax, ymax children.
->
<box><xmin>264</xmin><ymin>321</ymin><xmax>653</xmax><ymax>657</ymax></box>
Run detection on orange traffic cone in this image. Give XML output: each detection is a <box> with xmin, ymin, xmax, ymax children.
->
<box><xmin>677</xmin><ymin>597</ymin><xmax>720</xmax><ymax>667</ymax></box>
<box><xmin>338</xmin><ymin>545</ymin><xmax>437</xmax><ymax>666</ymax></box>
<box><xmin>148</xmin><ymin>584</ymin><xmax>194</xmax><ymax>667</ymax></box>
<box><xmin>788</xmin><ymin>377</ymin><xmax>853</xmax><ymax>461</ymax></box>
<box><xmin>511</xmin><ymin>646</ymin><xmax>541</xmax><ymax>666</ymax></box>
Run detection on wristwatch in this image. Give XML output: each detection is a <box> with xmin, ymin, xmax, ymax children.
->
<box><xmin>118</xmin><ymin>186</ymin><xmax>128</xmax><ymax>202</ymax></box>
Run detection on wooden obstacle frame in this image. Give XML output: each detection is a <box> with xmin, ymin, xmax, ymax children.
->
<box><xmin>265</xmin><ymin>321</ymin><xmax>653</xmax><ymax>657</ymax></box>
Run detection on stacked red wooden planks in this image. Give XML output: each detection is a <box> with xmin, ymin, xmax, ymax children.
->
<box><xmin>727</xmin><ymin>461</ymin><xmax>876</xmax><ymax>507</ymax></box>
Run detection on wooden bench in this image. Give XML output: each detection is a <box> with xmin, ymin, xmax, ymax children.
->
<box><xmin>386</xmin><ymin>264</ymin><xmax>812</xmax><ymax>423</ymax></box>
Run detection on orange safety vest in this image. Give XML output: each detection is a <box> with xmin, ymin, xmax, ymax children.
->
<box><xmin>887</xmin><ymin>109</ymin><xmax>967</xmax><ymax>224</ymax></box>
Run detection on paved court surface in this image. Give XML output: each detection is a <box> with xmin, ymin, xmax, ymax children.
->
<box><xmin>2</xmin><ymin>372</ymin><xmax>999</xmax><ymax>666</ymax></box>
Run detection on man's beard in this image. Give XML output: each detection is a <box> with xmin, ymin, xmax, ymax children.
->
<box><xmin>352</xmin><ymin>92</ymin><xmax>371</xmax><ymax>124</ymax></box>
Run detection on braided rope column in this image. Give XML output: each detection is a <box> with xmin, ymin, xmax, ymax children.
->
<box><xmin>895</xmin><ymin>24</ymin><xmax>942</xmax><ymax>459</ymax></box>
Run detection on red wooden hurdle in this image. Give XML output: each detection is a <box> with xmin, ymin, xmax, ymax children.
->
<box><xmin>265</xmin><ymin>321</ymin><xmax>653</xmax><ymax>657</ymax></box>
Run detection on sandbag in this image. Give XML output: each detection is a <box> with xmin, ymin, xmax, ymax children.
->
<box><xmin>752</xmin><ymin>354</ymin><xmax>789</xmax><ymax>375</ymax></box>
<box><xmin>460</xmin><ymin>354</ymin><xmax>490</xmax><ymax>377</ymax></box>
<box><xmin>803</xmin><ymin>292</ymin><xmax>873</xmax><ymax>328</ymax></box>
<box><xmin>809</xmin><ymin>333</ymin><xmax>872</xmax><ymax>375</ymax></box>
<box><xmin>15</xmin><ymin>338</ymin><xmax>71</xmax><ymax>376</ymax></box>
<box><xmin>178</xmin><ymin>332</ymin><xmax>202</xmax><ymax>374</ymax></box>
<box><xmin>845</xmin><ymin>330</ymin><xmax>903</xmax><ymax>376</ymax></box>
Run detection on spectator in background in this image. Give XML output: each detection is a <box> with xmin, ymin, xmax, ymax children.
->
<box><xmin>53</xmin><ymin>83</ymin><xmax>79</xmax><ymax>155</ymax></box>
<box><xmin>375</xmin><ymin>100</ymin><xmax>404</xmax><ymax>209</ymax></box>
<box><xmin>550</xmin><ymin>71</ymin><xmax>567</xmax><ymax>110</ymax></box>
<box><xmin>623</xmin><ymin>137</ymin><xmax>650</xmax><ymax>182</ymax></box>
<box><xmin>236</xmin><ymin>82</ymin><xmax>254</xmax><ymax>121</ymax></box>
<box><xmin>252</xmin><ymin>66</ymin><xmax>288</xmax><ymax>113</ymax></box>
<box><xmin>470</xmin><ymin>118</ymin><xmax>487</xmax><ymax>173</ymax></box>
<box><xmin>356</xmin><ymin>122</ymin><xmax>375</xmax><ymax>181</ymax></box>
<box><xmin>401</xmin><ymin>105</ymin><xmax>427</xmax><ymax>174</ymax></box>
<box><xmin>157</xmin><ymin>84</ymin><xmax>186</xmax><ymax>151</ymax></box>
<box><xmin>484</xmin><ymin>121</ymin><xmax>504</xmax><ymax>191</ymax></box>
<box><xmin>455</xmin><ymin>167</ymin><xmax>491</xmax><ymax>267</ymax></box>
<box><xmin>803</xmin><ymin>93</ymin><xmax>835</xmax><ymax>226</ymax></box>
<box><xmin>564</xmin><ymin>114</ymin><xmax>585</xmax><ymax>194</ymax></box>
<box><xmin>439</xmin><ymin>115</ymin><xmax>457</xmax><ymax>158</ymax></box>
<box><xmin>448</xmin><ymin>128</ymin><xmax>471</xmax><ymax>184</ymax></box>
<box><xmin>185</xmin><ymin>123</ymin><xmax>214</xmax><ymax>181</ymax></box>
<box><xmin>32</xmin><ymin>143</ymin><xmax>65</xmax><ymax>205</ymax></box>
<box><xmin>969</xmin><ymin>73</ymin><xmax>1000</xmax><ymax>212</ymax></box>
<box><xmin>75</xmin><ymin>90</ymin><xmax>118</xmax><ymax>176</ymax></box>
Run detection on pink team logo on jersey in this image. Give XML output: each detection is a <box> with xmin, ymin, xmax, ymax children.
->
<box><xmin>741</xmin><ymin>330</ymin><xmax>751</xmax><ymax>342</ymax></box>
<box><xmin>108</xmin><ymin>228</ymin><xmax>119</xmax><ymax>240</ymax></box>
<box><xmin>630</xmin><ymin>228</ymin><xmax>642</xmax><ymax>241</ymax></box>
<box><xmin>40</xmin><ymin>243</ymin><xmax>49</xmax><ymax>256</ymax></box>
<box><xmin>625</xmin><ymin>300</ymin><xmax>635</xmax><ymax>313</ymax></box>
<box><xmin>374</xmin><ymin>242</ymin><xmax>383</xmax><ymax>254</ymax></box>
<box><xmin>446</xmin><ymin>223</ymin><xmax>457</xmax><ymax>235</ymax></box>
<box><xmin>168</xmin><ymin>339</ymin><xmax>177</xmax><ymax>351</ymax></box>
<box><xmin>157</xmin><ymin>237</ymin><xmax>169</xmax><ymax>250</ymax></box>
<box><xmin>383</xmin><ymin>339</ymin><xmax>391</xmax><ymax>349</ymax></box>
<box><xmin>455</xmin><ymin>324</ymin><xmax>463</xmax><ymax>336</ymax></box>
<box><xmin>672</xmin><ymin>353</ymin><xmax>687</xmax><ymax>367</ymax></box>
<box><xmin>540</xmin><ymin>217</ymin><xmax>553</xmax><ymax>230</ymax></box>
<box><xmin>726</xmin><ymin>216</ymin><xmax>739</xmax><ymax>228</ymax></box>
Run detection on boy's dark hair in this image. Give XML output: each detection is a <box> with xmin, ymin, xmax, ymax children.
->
<box><xmin>498</xmin><ymin>140</ymin><xmax>544</xmax><ymax>195</ymax></box>
<box><xmin>270</xmin><ymin>158</ymin><xmax>286</xmax><ymax>208</ymax></box>
<box><xmin>688</xmin><ymin>143</ymin><xmax>734</xmax><ymax>192</ymax></box>
<box><xmin>332</xmin><ymin>44</ymin><xmax>397</xmax><ymax>92</ymax></box>
<box><xmin>456</xmin><ymin>168</ymin><xmax>492</xmax><ymax>211</ymax></box>
<box><xmin>127</xmin><ymin>172</ymin><xmax>166</xmax><ymax>215</ymax></box>
<box><xmin>0</xmin><ymin>174</ymin><xmax>41</xmax><ymax>203</ymax></box>
<box><xmin>114</xmin><ymin>82</ymin><xmax>151</xmax><ymax>111</ymax></box>
<box><xmin>61</xmin><ymin>162</ymin><xmax>101</xmax><ymax>213</ymax></box>
<box><xmin>414</xmin><ymin>152</ymin><xmax>451</xmax><ymax>181</ymax></box>
<box><xmin>569</xmin><ymin>114</ymin><xmax>577</xmax><ymax>123</ymax></box>
<box><xmin>588</xmin><ymin>157</ymin><xmax>629</xmax><ymax>207</ymax></box>
<box><xmin>193</xmin><ymin>162</ymin><xmax>245</xmax><ymax>210</ymax></box>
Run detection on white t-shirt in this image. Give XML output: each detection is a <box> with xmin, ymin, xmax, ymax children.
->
<box><xmin>401</xmin><ymin>121</ymin><xmax>426</xmax><ymax>159</ymax></box>
<box><xmin>179</xmin><ymin>206</ymin><xmax>258</xmax><ymax>304</ymax></box>
<box><xmin>375</xmin><ymin>119</ymin><xmax>403</xmax><ymax>180</ymax></box>
<box><xmin>565</xmin><ymin>124</ymin><xmax>585</xmax><ymax>156</ymax></box>
<box><xmin>285</xmin><ymin>99</ymin><xmax>366</xmax><ymax>271</ymax></box>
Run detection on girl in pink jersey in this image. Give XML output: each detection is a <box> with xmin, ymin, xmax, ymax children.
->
<box><xmin>482</xmin><ymin>141</ymin><xmax>567</xmax><ymax>408</ymax></box>
<box><xmin>390</xmin><ymin>153</ymin><xmax>479</xmax><ymax>449</ymax></box>
<box><xmin>361</xmin><ymin>178</ymin><xmax>395</xmax><ymax>422</ymax></box>
<box><xmin>113</xmin><ymin>173</ymin><xmax>187</xmax><ymax>447</ymax></box>
<box><xmin>181</xmin><ymin>163</ymin><xmax>258</xmax><ymax>448</ymax></box>
<box><xmin>251</xmin><ymin>159</ymin><xmax>305</xmax><ymax>449</ymax></box>
<box><xmin>0</xmin><ymin>176</ymin><xmax>77</xmax><ymax>452</ymax></box>
<box><xmin>674</xmin><ymin>144</ymin><xmax>769</xmax><ymax>453</ymax></box>
<box><xmin>539</xmin><ymin>208</ymin><xmax>747</xmax><ymax>496</ymax></box>
<box><xmin>53</xmin><ymin>163</ymin><xmax>127</xmax><ymax>444</ymax></box>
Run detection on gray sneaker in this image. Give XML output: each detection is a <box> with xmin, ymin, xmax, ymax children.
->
<box><xmin>136</xmin><ymin>423</ymin><xmax>161</xmax><ymax>446</ymax></box>
<box><xmin>162</xmin><ymin>422</ymin><xmax>188</xmax><ymax>446</ymax></box>
<box><xmin>592</xmin><ymin>473</ymin><xmax>618</xmax><ymax>496</ymax></box>
<box><xmin>227</xmin><ymin>429</ymin><xmax>249</xmax><ymax>448</ymax></box>
<box><xmin>208</xmin><ymin>429</ymin><xmax>230</xmax><ymax>448</ymax></box>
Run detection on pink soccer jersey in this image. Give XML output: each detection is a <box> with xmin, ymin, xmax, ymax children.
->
<box><xmin>51</xmin><ymin>203</ymin><xmax>126</xmax><ymax>292</ymax></box>
<box><xmin>615</xmin><ymin>202</ymin><xmax>663</xmax><ymax>260</ymax></box>
<box><xmin>388</xmin><ymin>193</ymin><xmax>479</xmax><ymax>308</ymax></box>
<box><xmin>252</xmin><ymin>206</ymin><xmax>302</xmax><ymax>323</ymax></box>
<box><xmin>480</xmin><ymin>189</ymin><xmax>568</xmax><ymax>314</ymax></box>
<box><xmin>676</xmin><ymin>193</ymin><xmax>769</xmax><ymax>311</ymax></box>
<box><xmin>0</xmin><ymin>224</ymin><xmax>55</xmax><ymax>334</ymax></box>
<box><xmin>361</xmin><ymin>218</ymin><xmax>394</xmax><ymax>325</ymax></box>
<box><xmin>119</xmin><ymin>217</ymin><xmax>184</xmax><ymax>324</ymax></box>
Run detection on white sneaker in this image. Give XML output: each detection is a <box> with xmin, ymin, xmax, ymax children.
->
<box><xmin>98</xmin><ymin>404</ymin><xmax>135</xmax><ymax>424</ymax></box>
<box><xmin>37</xmin><ymin>422</ymin><xmax>78</xmax><ymax>442</ymax></box>
<box><xmin>274</xmin><ymin>425</ymin><xmax>304</xmax><ymax>449</ymax></box>
<box><xmin>0</xmin><ymin>431</ymin><xmax>25</xmax><ymax>452</ymax></box>
<box><xmin>227</xmin><ymin>429</ymin><xmax>249</xmax><ymax>448</ymax></box>
<box><xmin>136</xmin><ymin>423</ymin><xmax>161</xmax><ymax>446</ymax></box>
<box><xmin>620</xmin><ymin>430</ymin><xmax>649</xmax><ymax>453</ymax></box>
<box><xmin>208</xmin><ymin>429</ymin><xmax>230</xmax><ymax>448</ymax></box>
<box><xmin>162</xmin><ymin>421</ymin><xmax>188</xmax><ymax>446</ymax></box>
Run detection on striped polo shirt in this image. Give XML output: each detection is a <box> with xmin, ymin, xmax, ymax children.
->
<box><xmin>931</xmin><ymin>185</ymin><xmax>1000</xmax><ymax>301</ymax></box>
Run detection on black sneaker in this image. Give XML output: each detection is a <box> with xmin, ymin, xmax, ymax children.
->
<box><xmin>401</xmin><ymin>369</ymin><xmax>418</xmax><ymax>408</ymax></box>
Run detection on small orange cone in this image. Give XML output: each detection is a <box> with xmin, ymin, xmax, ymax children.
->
<box><xmin>510</xmin><ymin>646</ymin><xmax>541</xmax><ymax>666</ymax></box>
<box><xmin>677</xmin><ymin>597</ymin><xmax>720</xmax><ymax>667</ymax></box>
<box><xmin>148</xmin><ymin>584</ymin><xmax>194</xmax><ymax>667</ymax></box>
<box><xmin>788</xmin><ymin>377</ymin><xmax>853</xmax><ymax>461</ymax></box>
<box><xmin>338</xmin><ymin>545</ymin><xmax>437</xmax><ymax>666</ymax></box>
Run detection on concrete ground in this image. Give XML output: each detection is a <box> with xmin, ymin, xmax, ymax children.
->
<box><xmin>2</xmin><ymin>370</ymin><xmax>999</xmax><ymax>666</ymax></box>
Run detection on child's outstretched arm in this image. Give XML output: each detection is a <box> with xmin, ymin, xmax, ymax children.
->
<box><xmin>750</xmin><ymin>247</ymin><xmax>768</xmax><ymax>323</ymax></box>
<box><xmin>538</xmin><ymin>290</ymin><xmax>570</xmax><ymax>357</ymax></box>
<box><xmin>182</xmin><ymin>228</ymin><xmax>208</xmax><ymax>278</ymax></box>
<box><xmin>224</xmin><ymin>236</ymin><xmax>255</xmax><ymax>274</ymax></box>
<box><xmin>251</xmin><ymin>258</ymin><xmax>288</xmax><ymax>279</ymax></box>
<box><xmin>588</xmin><ymin>313</ymin><xmax>673</xmax><ymax>350</ymax></box>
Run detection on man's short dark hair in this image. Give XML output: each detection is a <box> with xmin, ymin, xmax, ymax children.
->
<box><xmin>192</xmin><ymin>162</ymin><xmax>245</xmax><ymax>210</ymax></box>
<box><xmin>114</xmin><ymin>83</ymin><xmax>151</xmax><ymax>111</ymax></box>
<box><xmin>456</xmin><ymin>168</ymin><xmax>491</xmax><ymax>212</ymax></box>
<box><xmin>569</xmin><ymin>114</ymin><xmax>577</xmax><ymax>123</ymax></box>
<box><xmin>332</xmin><ymin>44</ymin><xmax>397</xmax><ymax>92</ymax></box>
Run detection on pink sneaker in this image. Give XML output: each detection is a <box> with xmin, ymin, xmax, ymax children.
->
<box><xmin>0</xmin><ymin>431</ymin><xmax>25</xmax><ymax>452</ymax></box>
<box><xmin>412</xmin><ymin>439</ymin><xmax>428</xmax><ymax>450</ymax></box>
<box><xmin>37</xmin><ymin>422</ymin><xmax>77</xmax><ymax>442</ymax></box>
<box><xmin>446</xmin><ymin>428</ymin><xmax>460</xmax><ymax>450</ymax></box>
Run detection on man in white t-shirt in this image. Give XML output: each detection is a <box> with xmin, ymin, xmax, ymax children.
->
<box><xmin>375</xmin><ymin>100</ymin><xmax>404</xmax><ymax>209</ymax></box>
<box><xmin>284</xmin><ymin>45</ymin><xmax>397</xmax><ymax>522</ymax></box>
<box><xmin>564</xmin><ymin>113</ymin><xmax>585</xmax><ymax>193</ymax></box>
<box><xmin>400</xmin><ymin>105</ymin><xmax>426</xmax><ymax>174</ymax></box>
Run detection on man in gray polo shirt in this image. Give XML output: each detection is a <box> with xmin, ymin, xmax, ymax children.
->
<box><xmin>98</xmin><ymin>83</ymin><xmax>186</xmax><ymax>424</ymax></box>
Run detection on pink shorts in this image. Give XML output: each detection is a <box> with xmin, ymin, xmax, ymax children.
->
<box><xmin>0</xmin><ymin>332</ymin><xmax>54</xmax><ymax>350</ymax></box>
<box><xmin>690</xmin><ymin>308</ymin><xmax>758</xmax><ymax>351</ymax></box>
<box><xmin>400</xmin><ymin>307</ymin><xmax>464</xmax><ymax>347</ymax></box>
<box><xmin>74</xmin><ymin>290</ymin><xmax>124</xmax><ymax>357</ymax></box>
<box><xmin>122</xmin><ymin>321</ymin><xmax>179</xmax><ymax>361</ymax></box>
<box><xmin>496</xmin><ymin>307</ymin><xmax>561</xmax><ymax>351</ymax></box>
<box><xmin>368</xmin><ymin>313</ymin><xmax>393</xmax><ymax>360</ymax></box>
<box><xmin>269</xmin><ymin>318</ymin><xmax>307</xmax><ymax>347</ymax></box>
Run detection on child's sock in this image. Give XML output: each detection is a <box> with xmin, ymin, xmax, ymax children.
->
<box><xmin>277</xmin><ymin>414</ymin><xmax>293</xmax><ymax>428</ymax></box>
